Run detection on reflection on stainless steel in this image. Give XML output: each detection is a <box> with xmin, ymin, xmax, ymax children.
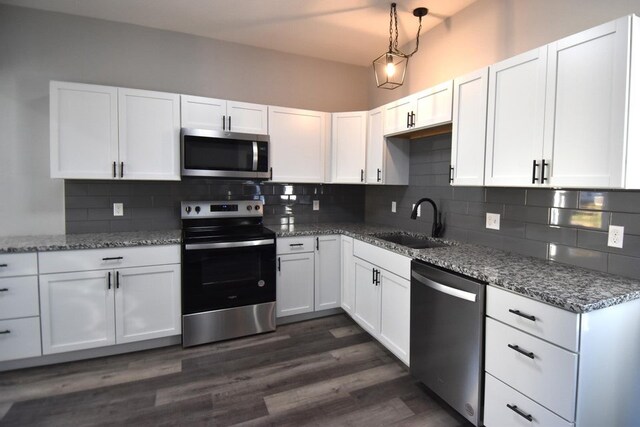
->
<box><xmin>182</xmin><ymin>302</ymin><xmax>276</xmax><ymax>348</ymax></box>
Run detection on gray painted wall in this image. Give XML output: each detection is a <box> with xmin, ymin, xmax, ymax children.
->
<box><xmin>366</xmin><ymin>134</ymin><xmax>640</xmax><ymax>281</ymax></box>
<box><xmin>65</xmin><ymin>180</ymin><xmax>364</xmax><ymax>234</ymax></box>
<box><xmin>0</xmin><ymin>4</ymin><xmax>369</xmax><ymax>236</ymax></box>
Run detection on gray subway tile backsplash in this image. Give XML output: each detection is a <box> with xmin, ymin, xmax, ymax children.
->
<box><xmin>365</xmin><ymin>135</ymin><xmax>640</xmax><ymax>280</ymax></box>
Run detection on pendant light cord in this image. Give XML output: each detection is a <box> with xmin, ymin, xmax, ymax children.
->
<box><xmin>388</xmin><ymin>3</ymin><xmax>423</xmax><ymax>59</ymax></box>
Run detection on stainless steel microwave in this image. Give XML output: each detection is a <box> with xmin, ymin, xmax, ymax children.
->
<box><xmin>181</xmin><ymin>128</ymin><xmax>270</xmax><ymax>179</ymax></box>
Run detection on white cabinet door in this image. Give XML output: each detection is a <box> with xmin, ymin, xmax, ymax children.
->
<box><xmin>543</xmin><ymin>17</ymin><xmax>630</xmax><ymax>188</ymax></box>
<box><xmin>0</xmin><ymin>317</ymin><xmax>42</xmax><ymax>362</ymax></box>
<box><xmin>276</xmin><ymin>252</ymin><xmax>315</xmax><ymax>317</ymax></box>
<box><xmin>50</xmin><ymin>81</ymin><xmax>119</xmax><ymax>179</ymax></box>
<box><xmin>115</xmin><ymin>264</ymin><xmax>181</xmax><ymax>344</ymax></box>
<box><xmin>485</xmin><ymin>47</ymin><xmax>548</xmax><ymax>187</ymax></box>
<box><xmin>379</xmin><ymin>270</ymin><xmax>410</xmax><ymax>365</ymax></box>
<box><xmin>383</xmin><ymin>96</ymin><xmax>415</xmax><ymax>136</ymax></box>
<box><xmin>314</xmin><ymin>235</ymin><xmax>341</xmax><ymax>311</ymax></box>
<box><xmin>180</xmin><ymin>95</ymin><xmax>226</xmax><ymax>131</ymax></box>
<box><xmin>118</xmin><ymin>88</ymin><xmax>180</xmax><ymax>181</ymax></box>
<box><xmin>353</xmin><ymin>257</ymin><xmax>380</xmax><ymax>335</ymax></box>
<box><xmin>366</xmin><ymin>107</ymin><xmax>384</xmax><ymax>184</ymax></box>
<box><xmin>40</xmin><ymin>270</ymin><xmax>115</xmax><ymax>354</ymax></box>
<box><xmin>331</xmin><ymin>111</ymin><xmax>367</xmax><ymax>183</ymax></box>
<box><xmin>340</xmin><ymin>236</ymin><xmax>355</xmax><ymax>315</ymax></box>
<box><xmin>414</xmin><ymin>80</ymin><xmax>453</xmax><ymax>129</ymax></box>
<box><xmin>268</xmin><ymin>106</ymin><xmax>328</xmax><ymax>183</ymax></box>
<box><xmin>451</xmin><ymin>68</ymin><xmax>489</xmax><ymax>186</ymax></box>
<box><xmin>227</xmin><ymin>101</ymin><xmax>268</xmax><ymax>135</ymax></box>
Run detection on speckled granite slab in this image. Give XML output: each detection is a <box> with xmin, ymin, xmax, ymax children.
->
<box><xmin>274</xmin><ymin>223</ymin><xmax>640</xmax><ymax>313</ymax></box>
<box><xmin>0</xmin><ymin>230</ymin><xmax>181</xmax><ymax>253</ymax></box>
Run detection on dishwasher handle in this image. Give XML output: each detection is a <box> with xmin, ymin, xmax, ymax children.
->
<box><xmin>411</xmin><ymin>270</ymin><xmax>477</xmax><ymax>302</ymax></box>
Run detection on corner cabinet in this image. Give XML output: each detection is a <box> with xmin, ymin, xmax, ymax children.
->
<box><xmin>50</xmin><ymin>81</ymin><xmax>180</xmax><ymax>181</ymax></box>
<box><xmin>344</xmin><ymin>239</ymin><xmax>411</xmax><ymax>365</ymax></box>
<box><xmin>268</xmin><ymin>106</ymin><xmax>330</xmax><ymax>183</ymax></box>
<box><xmin>330</xmin><ymin>111</ymin><xmax>367</xmax><ymax>184</ymax></box>
<box><xmin>366</xmin><ymin>107</ymin><xmax>410</xmax><ymax>185</ymax></box>
<box><xmin>180</xmin><ymin>95</ymin><xmax>268</xmax><ymax>135</ymax></box>
<box><xmin>450</xmin><ymin>68</ymin><xmax>489</xmax><ymax>186</ymax></box>
<box><xmin>38</xmin><ymin>245</ymin><xmax>181</xmax><ymax>355</ymax></box>
<box><xmin>276</xmin><ymin>235</ymin><xmax>341</xmax><ymax>317</ymax></box>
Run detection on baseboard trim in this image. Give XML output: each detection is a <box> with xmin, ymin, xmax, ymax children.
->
<box><xmin>276</xmin><ymin>307</ymin><xmax>344</xmax><ymax>325</ymax></box>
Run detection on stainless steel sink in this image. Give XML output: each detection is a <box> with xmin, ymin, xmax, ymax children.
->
<box><xmin>373</xmin><ymin>233</ymin><xmax>448</xmax><ymax>249</ymax></box>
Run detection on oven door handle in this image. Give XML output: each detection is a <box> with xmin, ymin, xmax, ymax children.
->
<box><xmin>411</xmin><ymin>270</ymin><xmax>477</xmax><ymax>302</ymax></box>
<box><xmin>185</xmin><ymin>239</ymin><xmax>275</xmax><ymax>251</ymax></box>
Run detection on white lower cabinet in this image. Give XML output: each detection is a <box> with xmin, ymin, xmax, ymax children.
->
<box><xmin>276</xmin><ymin>235</ymin><xmax>341</xmax><ymax>318</ymax></box>
<box><xmin>346</xmin><ymin>239</ymin><xmax>411</xmax><ymax>365</ymax></box>
<box><xmin>0</xmin><ymin>318</ymin><xmax>42</xmax><ymax>362</ymax></box>
<box><xmin>340</xmin><ymin>236</ymin><xmax>355</xmax><ymax>315</ymax></box>
<box><xmin>39</xmin><ymin>245</ymin><xmax>181</xmax><ymax>355</ymax></box>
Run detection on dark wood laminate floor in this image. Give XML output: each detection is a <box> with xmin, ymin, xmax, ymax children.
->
<box><xmin>0</xmin><ymin>314</ymin><xmax>470</xmax><ymax>426</ymax></box>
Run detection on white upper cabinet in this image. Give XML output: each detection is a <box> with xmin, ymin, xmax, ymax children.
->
<box><xmin>485</xmin><ymin>47</ymin><xmax>548</xmax><ymax>187</ymax></box>
<box><xmin>180</xmin><ymin>95</ymin><xmax>268</xmax><ymax>135</ymax></box>
<box><xmin>50</xmin><ymin>81</ymin><xmax>119</xmax><ymax>179</ymax></box>
<box><xmin>543</xmin><ymin>16</ymin><xmax>631</xmax><ymax>188</ymax></box>
<box><xmin>383</xmin><ymin>80</ymin><xmax>453</xmax><ymax>136</ymax></box>
<box><xmin>413</xmin><ymin>80</ymin><xmax>454</xmax><ymax>129</ymax></box>
<box><xmin>330</xmin><ymin>111</ymin><xmax>367</xmax><ymax>183</ymax></box>
<box><xmin>366</xmin><ymin>107</ymin><xmax>410</xmax><ymax>185</ymax></box>
<box><xmin>50</xmin><ymin>82</ymin><xmax>180</xmax><ymax>181</ymax></box>
<box><xmin>268</xmin><ymin>106</ymin><xmax>329</xmax><ymax>183</ymax></box>
<box><xmin>118</xmin><ymin>88</ymin><xmax>180</xmax><ymax>181</ymax></box>
<box><xmin>451</xmin><ymin>68</ymin><xmax>489</xmax><ymax>186</ymax></box>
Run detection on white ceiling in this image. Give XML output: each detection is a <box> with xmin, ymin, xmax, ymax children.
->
<box><xmin>1</xmin><ymin>0</ymin><xmax>477</xmax><ymax>66</ymax></box>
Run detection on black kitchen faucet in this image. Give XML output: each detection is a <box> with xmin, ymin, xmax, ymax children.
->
<box><xmin>410</xmin><ymin>198</ymin><xmax>443</xmax><ymax>237</ymax></box>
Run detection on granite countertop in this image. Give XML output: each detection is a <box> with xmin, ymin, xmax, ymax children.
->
<box><xmin>0</xmin><ymin>230</ymin><xmax>181</xmax><ymax>253</ymax></box>
<box><xmin>3</xmin><ymin>223</ymin><xmax>640</xmax><ymax>313</ymax></box>
<box><xmin>274</xmin><ymin>223</ymin><xmax>640</xmax><ymax>314</ymax></box>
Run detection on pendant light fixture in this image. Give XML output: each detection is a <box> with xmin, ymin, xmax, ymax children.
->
<box><xmin>373</xmin><ymin>2</ymin><xmax>428</xmax><ymax>90</ymax></box>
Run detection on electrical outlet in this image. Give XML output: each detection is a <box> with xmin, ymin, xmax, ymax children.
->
<box><xmin>486</xmin><ymin>213</ymin><xmax>500</xmax><ymax>230</ymax></box>
<box><xmin>113</xmin><ymin>203</ymin><xmax>124</xmax><ymax>217</ymax></box>
<box><xmin>391</xmin><ymin>201</ymin><xmax>396</xmax><ymax>213</ymax></box>
<box><xmin>313</xmin><ymin>200</ymin><xmax>320</xmax><ymax>211</ymax></box>
<box><xmin>608</xmin><ymin>225</ymin><xmax>624</xmax><ymax>248</ymax></box>
<box><xmin>412</xmin><ymin>204</ymin><xmax>421</xmax><ymax>217</ymax></box>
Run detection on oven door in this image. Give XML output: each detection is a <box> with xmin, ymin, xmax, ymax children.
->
<box><xmin>181</xmin><ymin>128</ymin><xmax>270</xmax><ymax>178</ymax></box>
<box><xmin>182</xmin><ymin>238</ymin><xmax>276</xmax><ymax>314</ymax></box>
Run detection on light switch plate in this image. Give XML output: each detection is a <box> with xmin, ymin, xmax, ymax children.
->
<box><xmin>113</xmin><ymin>203</ymin><xmax>124</xmax><ymax>217</ymax></box>
<box><xmin>391</xmin><ymin>201</ymin><xmax>396</xmax><ymax>213</ymax></box>
<box><xmin>313</xmin><ymin>200</ymin><xmax>320</xmax><ymax>211</ymax></box>
<box><xmin>608</xmin><ymin>225</ymin><xmax>624</xmax><ymax>248</ymax></box>
<box><xmin>486</xmin><ymin>213</ymin><xmax>500</xmax><ymax>230</ymax></box>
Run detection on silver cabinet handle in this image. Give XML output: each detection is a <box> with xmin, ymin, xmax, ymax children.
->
<box><xmin>411</xmin><ymin>271</ymin><xmax>477</xmax><ymax>302</ymax></box>
<box><xmin>185</xmin><ymin>239</ymin><xmax>275</xmax><ymax>251</ymax></box>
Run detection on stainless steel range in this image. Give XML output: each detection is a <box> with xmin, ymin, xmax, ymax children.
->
<box><xmin>180</xmin><ymin>200</ymin><xmax>276</xmax><ymax>348</ymax></box>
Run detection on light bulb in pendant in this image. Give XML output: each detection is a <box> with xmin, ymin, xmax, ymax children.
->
<box><xmin>385</xmin><ymin>61</ymin><xmax>396</xmax><ymax>77</ymax></box>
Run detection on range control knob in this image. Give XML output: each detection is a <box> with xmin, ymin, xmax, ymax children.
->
<box><xmin>246</xmin><ymin>205</ymin><xmax>253</xmax><ymax>211</ymax></box>
<box><xmin>185</xmin><ymin>206</ymin><xmax>192</xmax><ymax>214</ymax></box>
<box><xmin>194</xmin><ymin>206</ymin><xmax>201</xmax><ymax>214</ymax></box>
<box><xmin>254</xmin><ymin>205</ymin><xmax>261</xmax><ymax>211</ymax></box>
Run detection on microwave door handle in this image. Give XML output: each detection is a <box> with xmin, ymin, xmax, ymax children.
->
<box><xmin>252</xmin><ymin>141</ymin><xmax>258</xmax><ymax>171</ymax></box>
<box><xmin>185</xmin><ymin>239</ymin><xmax>275</xmax><ymax>251</ymax></box>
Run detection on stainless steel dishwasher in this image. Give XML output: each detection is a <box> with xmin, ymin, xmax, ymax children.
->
<box><xmin>410</xmin><ymin>260</ymin><xmax>486</xmax><ymax>427</ymax></box>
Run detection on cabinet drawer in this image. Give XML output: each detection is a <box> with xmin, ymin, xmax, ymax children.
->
<box><xmin>0</xmin><ymin>317</ymin><xmax>42</xmax><ymax>362</ymax></box>
<box><xmin>485</xmin><ymin>318</ymin><xmax>578</xmax><ymax>421</ymax></box>
<box><xmin>0</xmin><ymin>276</ymin><xmax>39</xmax><ymax>320</ymax></box>
<box><xmin>484</xmin><ymin>373</ymin><xmax>573</xmax><ymax>427</ymax></box>
<box><xmin>353</xmin><ymin>239</ymin><xmax>410</xmax><ymax>279</ymax></box>
<box><xmin>0</xmin><ymin>253</ymin><xmax>38</xmax><ymax>278</ymax></box>
<box><xmin>39</xmin><ymin>245</ymin><xmax>180</xmax><ymax>274</ymax></box>
<box><xmin>487</xmin><ymin>286</ymin><xmax>580</xmax><ymax>352</ymax></box>
<box><xmin>276</xmin><ymin>237</ymin><xmax>315</xmax><ymax>254</ymax></box>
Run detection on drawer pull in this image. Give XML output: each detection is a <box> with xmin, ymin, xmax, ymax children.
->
<box><xmin>0</xmin><ymin>264</ymin><xmax>7</xmax><ymax>268</ymax></box>
<box><xmin>508</xmin><ymin>344</ymin><xmax>535</xmax><ymax>359</ymax></box>
<box><xmin>0</xmin><ymin>288</ymin><xmax>8</xmax><ymax>292</ymax></box>
<box><xmin>508</xmin><ymin>309</ymin><xmax>536</xmax><ymax>322</ymax></box>
<box><xmin>0</xmin><ymin>330</ymin><xmax>10</xmax><ymax>335</ymax></box>
<box><xmin>506</xmin><ymin>404</ymin><xmax>533</xmax><ymax>422</ymax></box>
<box><xmin>289</xmin><ymin>243</ymin><xmax>304</xmax><ymax>247</ymax></box>
<box><xmin>102</xmin><ymin>257</ymin><xmax>124</xmax><ymax>261</ymax></box>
